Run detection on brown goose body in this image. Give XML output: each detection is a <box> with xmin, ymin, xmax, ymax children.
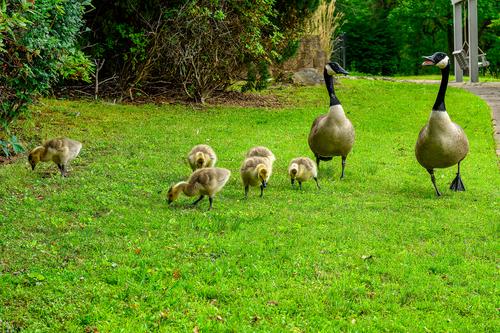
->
<box><xmin>415</xmin><ymin>111</ymin><xmax>469</xmax><ymax>169</ymax></box>
<box><xmin>308</xmin><ymin>104</ymin><xmax>355</xmax><ymax>159</ymax></box>
<box><xmin>187</xmin><ymin>144</ymin><xmax>217</xmax><ymax>170</ymax></box>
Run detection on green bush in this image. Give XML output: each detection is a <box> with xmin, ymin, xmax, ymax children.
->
<box><xmin>82</xmin><ymin>0</ymin><xmax>320</xmax><ymax>100</ymax></box>
<box><xmin>0</xmin><ymin>0</ymin><xmax>92</xmax><ymax>131</ymax></box>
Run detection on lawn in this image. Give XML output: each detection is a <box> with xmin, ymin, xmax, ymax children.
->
<box><xmin>0</xmin><ymin>79</ymin><xmax>498</xmax><ymax>332</ymax></box>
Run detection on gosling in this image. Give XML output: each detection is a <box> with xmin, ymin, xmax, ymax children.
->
<box><xmin>240</xmin><ymin>156</ymin><xmax>272</xmax><ymax>198</ymax></box>
<box><xmin>167</xmin><ymin>167</ymin><xmax>231</xmax><ymax>210</ymax></box>
<box><xmin>288</xmin><ymin>157</ymin><xmax>320</xmax><ymax>190</ymax></box>
<box><xmin>187</xmin><ymin>144</ymin><xmax>217</xmax><ymax>171</ymax></box>
<box><xmin>28</xmin><ymin>138</ymin><xmax>82</xmax><ymax>177</ymax></box>
<box><xmin>245</xmin><ymin>146</ymin><xmax>276</xmax><ymax>164</ymax></box>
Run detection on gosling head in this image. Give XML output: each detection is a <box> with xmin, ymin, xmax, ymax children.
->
<box><xmin>289</xmin><ymin>164</ymin><xmax>299</xmax><ymax>180</ymax></box>
<box><xmin>28</xmin><ymin>147</ymin><xmax>43</xmax><ymax>170</ymax></box>
<box><xmin>325</xmin><ymin>62</ymin><xmax>349</xmax><ymax>76</ymax></box>
<box><xmin>422</xmin><ymin>52</ymin><xmax>449</xmax><ymax>69</ymax></box>
<box><xmin>257</xmin><ymin>164</ymin><xmax>268</xmax><ymax>188</ymax></box>
<box><xmin>166</xmin><ymin>183</ymin><xmax>183</xmax><ymax>204</ymax></box>
<box><xmin>195</xmin><ymin>152</ymin><xmax>205</xmax><ymax>169</ymax></box>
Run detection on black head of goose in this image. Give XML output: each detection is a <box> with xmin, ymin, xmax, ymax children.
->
<box><xmin>308</xmin><ymin>62</ymin><xmax>355</xmax><ymax>179</ymax></box>
<box><xmin>415</xmin><ymin>52</ymin><xmax>469</xmax><ymax>196</ymax></box>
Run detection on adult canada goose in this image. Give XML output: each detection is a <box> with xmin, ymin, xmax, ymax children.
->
<box><xmin>28</xmin><ymin>138</ymin><xmax>82</xmax><ymax>177</ymax></box>
<box><xmin>415</xmin><ymin>52</ymin><xmax>469</xmax><ymax>196</ymax></box>
<box><xmin>167</xmin><ymin>167</ymin><xmax>231</xmax><ymax>210</ymax></box>
<box><xmin>245</xmin><ymin>146</ymin><xmax>276</xmax><ymax>163</ymax></box>
<box><xmin>240</xmin><ymin>156</ymin><xmax>272</xmax><ymax>198</ymax></box>
<box><xmin>288</xmin><ymin>157</ymin><xmax>320</xmax><ymax>190</ymax></box>
<box><xmin>187</xmin><ymin>144</ymin><xmax>217</xmax><ymax>170</ymax></box>
<box><xmin>308</xmin><ymin>62</ymin><xmax>354</xmax><ymax>179</ymax></box>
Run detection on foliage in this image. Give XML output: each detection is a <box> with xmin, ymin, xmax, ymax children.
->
<box><xmin>305</xmin><ymin>0</ymin><xmax>343</xmax><ymax>58</ymax></box>
<box><xmin>1</xmin><ymin>81</ymin><xmax>498</xmax><ymax>331</ymax></box>
<box><xmin>82</xmin><ymin>0</ymin><xmax>321</xmax><ymax>100</ymax></box>
<box><xmin>337</xmin><ymin>0</ymin><xmax>500</xmax><ymax>76</ymax></box>
<box><xmin>0</xmin><ymin>0</ymin><xmax>92</xmax><ymax>130</ymax></box>
<box><xmin>0</xmin><ymin>135</ymin><xmax>25</xmax><ymax>157</ymax></box>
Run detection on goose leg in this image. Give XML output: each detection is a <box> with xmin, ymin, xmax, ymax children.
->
<box><xmin>192</xmin><ymin>195</ymin><xmax>205</xmax><ymax>205</ymax></box>
<box><xmin>314</xmin><ymin>177</ymin><xmax>320</xmax><ymax>189</ymax></box>
<box><xmin>208</xmin><ymin>197</ymin><xmax>213</xmax><ymax>210</ymax></box>
<box><xmin>340</xmin><ymin>156</ymin><xmax>347</xmax><ymax>179</ymax></box>
<box><xmin>260</xmin><ymin>185</ymin><xmax>264</xmax><ymax>197</ymax></box>
<box><xmin>450</xmin><ymin>161</ymin><xmax>465</xmax><ymax>191</ymax></box>
<box><xmin>427</xmin><ymin>169</ymin><xmax>441</xmax><ymax>196</ymax></box>
<box><xmin>315</xmin><ymin>155</ymin><xmax>320</xmax><ymax>169</ymax></box>
<box><xmin>244</xmin><ymin>185</ymin><xmax>249</xmax><ymax>199</ymax></box>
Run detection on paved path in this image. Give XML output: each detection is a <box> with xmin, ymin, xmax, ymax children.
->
<box><xmin>458</xmin><ymin>83</ymin><xmax>500</xmax><ymax>157</ymax></box>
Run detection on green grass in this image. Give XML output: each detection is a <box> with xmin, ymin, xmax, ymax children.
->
<box><xmin>393</xmin><ymin>74</ymin><xmax>500</xmax><ymax>82</ymax></box>
<box><xmin>1</xmin><ymin>79</ymin><xmax>499</xmax><ymax>332</ymax></box>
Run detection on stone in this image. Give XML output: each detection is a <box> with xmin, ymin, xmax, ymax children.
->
<box><xmin>292</xmin><ymin>68</ymin><xmax>324</xmax><ymax>86</ymax></box>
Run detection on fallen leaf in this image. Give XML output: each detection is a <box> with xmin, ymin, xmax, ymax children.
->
<box><xmin>215</xmin><ymin>315</ymin><xmax>224</xmax><ymax>322</ymax></box>
<box><xmin>159</xmin><ymin>309</ymin><xmax>169</xmax><ymax>319</ymax></box>
<box><xmin>173</xmin><ymin>269</ymin><xmax>181</xmax><ymax>280</ymax></box>
<box><xmin>134</xmin><ymin>247</ymin><xmax>142</xmax><ymax>255</ymax></box>
<box><xmin>193</xmin><ymin>326</ymin><xmax>199</xmax><ymax>333</ymax></box>
<box><xmin>267</xmin><ymin>300</ymin><xmax>278</xmax><ymax>306</ymax></box>
<box><xmin>361</xmin><ymin>255</ymin><xmax>373</xmax><ymax>260</ymax></box>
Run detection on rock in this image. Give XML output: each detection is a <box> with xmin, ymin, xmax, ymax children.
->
<box><xmin>292</xmin><ymin>68</ymin><xmax>324</xmax><ymax>86</ymax></box>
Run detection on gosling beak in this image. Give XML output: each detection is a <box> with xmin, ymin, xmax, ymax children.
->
<box><xmin>261</xmin><ymin>180</ymin><xmax>267</xmax><ymax>188</ymax></box>
<box><xmin>422</xmin><ymin>56</ymin><xmax>435</xmax><ymax>66</ymax></box>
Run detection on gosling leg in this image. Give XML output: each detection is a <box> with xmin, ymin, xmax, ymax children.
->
<box><xmin>427</xmin><ymin>169</ymin><xmax>441</xmax><ymax>197</ymax></box>
<box><xmin>314</xmin><ymin>177</ymin><xmax>320</xmax><ymax>189</ymax></box>
<box><xmin>298</xmin><ymin>181</ymin><xmax>302</xmax><ymax>190</ymax></box>
<box><xmin>449</xmin><ymin>161</ymin><xmax>465</xmax><ymax>191</ymax></box>
<box><xmin>192</xmin><ymin>195</ymin><xmax>205</xmax><ymax>206</ymax></box>
<box><xmin>291</xmin><ymin>178</ymin><xmax>295</xmax><ymax>189</ymax></box>
<box><xmin>340</xmin><ymin>156</ymin><xmax>347</xmax><ymax>179</ymax></box>
<box><xmin>244</xmin><ymin>185</ymin><xmax>249</xmax><ymax>199</ymax></box>
<box><xmin>208</xmin><ymin>197</ymin><xmax>213</xmax><ymax>211</ymax></box>
<box><xmin>260</xmin><ymin>185</ymin><xmax>264</xmax><ymax>197</ymax></box>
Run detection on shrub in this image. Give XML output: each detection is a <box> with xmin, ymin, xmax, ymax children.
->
<box><xmin>0</xmin><ymin>0</ymin><xmax>92</xmax><ymax>131</ymax></box>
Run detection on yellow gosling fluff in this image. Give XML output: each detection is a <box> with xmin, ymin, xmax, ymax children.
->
<box><xmin>240</xmin><ymin>156</ymin><xmax>272</xmax><ymax>198</ymax></box>
<box><xmin>245</xmin><ymin>146</ymin><xmax>276</xmax><ymax>164</ymax></box>
<box><xmin>288</xmin><ymin>157</ymin><xmax>320</xmax><ymax>190</ymax></box>
<box><xmin>187</xmin><ymin>144</ymin><xmax>217</xmax><ymax>171</ymax></box>
<box><xmin>167</xmin><ymin>167</ymin><xmax>230</xmax><ymax>210</ymax></box>
<box><xmin>28</xmin><ymin>137</ymin><xmax>82</xmax><ymax>177</ymax></box>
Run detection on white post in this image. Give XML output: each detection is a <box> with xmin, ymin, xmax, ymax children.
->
<box><xmin>452</xmin><ymin>1</ymin><xmax>463</xmax><ymax>82</ymax></box>
<box><xmin>468</xmin><ymin>0</ymin><xmax>479</xmax><ymax>82</ymax></box>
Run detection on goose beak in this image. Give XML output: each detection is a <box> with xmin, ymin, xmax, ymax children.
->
<box><xmin>422</xmin><ymin>56</ymin><xmax>435</xmax><ymax>66</ymax></box>
<box><xmin>336</xmin><ymin>66</ymin><xmax>349</xmax><ymax>75</ymax></box>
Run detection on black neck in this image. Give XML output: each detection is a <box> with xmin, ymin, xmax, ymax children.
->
<box><xmin>324</xmin><ymin>68</ymin><xmax>341</xmax><ymax>106</ymax></box>
<box><xmin>433</xmin><ymin>64</ymin><xmax>449</xmax><ymax>111</ymax></box>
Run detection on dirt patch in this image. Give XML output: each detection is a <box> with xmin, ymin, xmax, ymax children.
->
<box><xmin>0</xmin><ymin>154</ymin><xmax>25</xmax><ymax>166</ymax></box>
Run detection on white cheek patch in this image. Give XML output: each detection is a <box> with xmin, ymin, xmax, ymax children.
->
<box><xmin>325</xmin><ymin>64</ymin><xmax>334</xmax><ymax>75</ymax></box>
<box><xmin>436</xmin><ymin>56</ymin><xmax>449</xmax><ymax>69</ymax></box>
